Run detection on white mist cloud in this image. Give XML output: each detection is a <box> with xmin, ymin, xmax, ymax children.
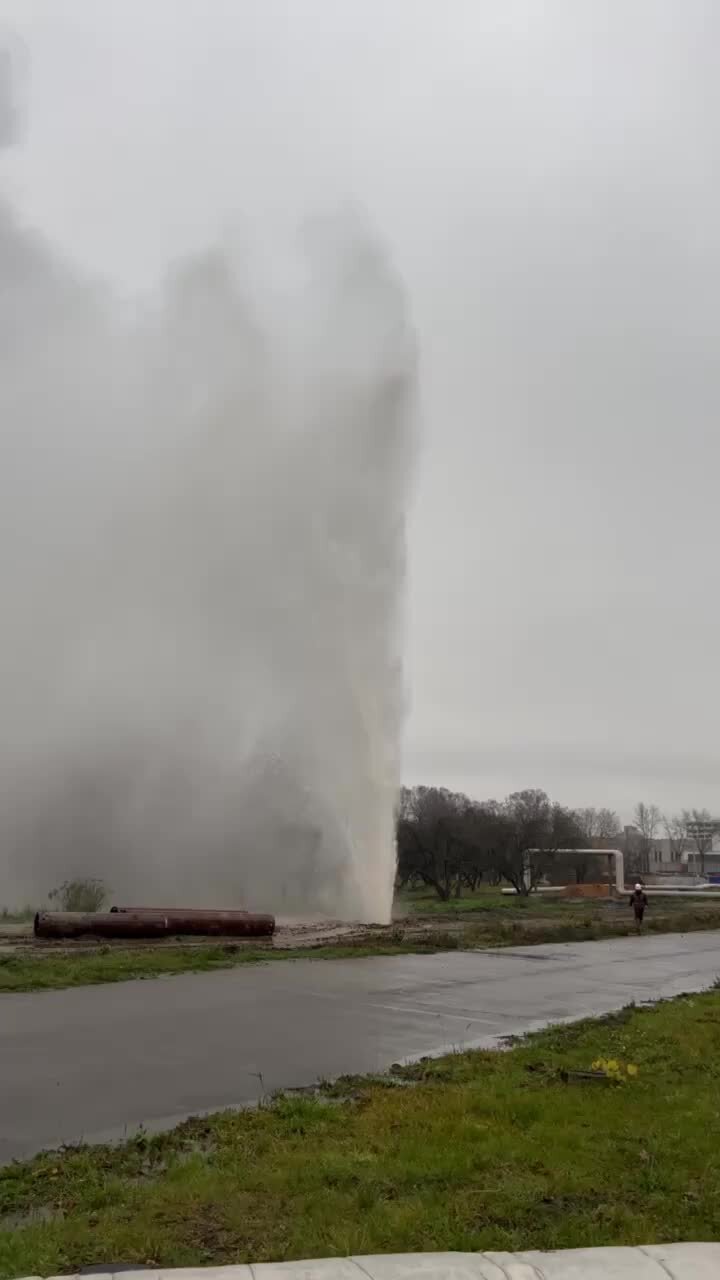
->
<box><xmin>3</xmin><ymin>0</ymin><xmax>719</xmax><ymax>833</ymax></box>
<box><xmin>0</xmin><ymin>50</ymin><xmax>416</xmax><ymax>919</ymax></box>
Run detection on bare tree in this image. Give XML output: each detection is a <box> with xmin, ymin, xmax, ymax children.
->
<box><xmin>633</xmin><ymin>802</ymin><xmax>661</xmax><ymax>842</ymax></box>
<box><xmin>453</xmin><ymin>802</ymin><xmax>505</xmax><ymax>892</ymax></box>
<box><xmin>596</xmin><ymin>808</ymin><xmax>622</xmax><ymax>841</ymax></box>
<box><xmin>630</xmin><ymin>801</ymin><xmax>662</xmax><ymax>873</ymax></box>
<box><xmin>396</xmin><ymin>786</ymin><xmax>458</xmax><ymax>900</ymax></box>
<box><xmin>490</xmin><ymin>790</ymin><xmax>581</xmax><ymax>895</ymax></box>
<box><xmin>682</xmin><ymin>807</ymin><xmax>715</xmax><ymax>876</ymax></box>
<box><xmin>396</xmin><ymin>786</ymin><xmax>495</xmax><ymax>901</ymax></box>
<box><xmin>570</xmin><ymin>807</ymin><xmax>622</xmax><ymax>881</ymax></box>
<box><xmin>574</xmin><ymin>807</ymin><xmax>621</xmax><ymax>843</ymax></box>
<box><xmin>662</xmin><ymin>813</ymin><xmax>688</xmax><ymax>861</ymax></box>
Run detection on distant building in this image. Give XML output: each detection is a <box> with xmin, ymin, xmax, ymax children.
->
<box><xmin>621</xmin><ymin>818</ymin><xmax>720</xmax><ymax>879</ymax></box>
<box><xmin>622</xmin><ymin>827</ymin><xmax>685</xmax><ymax>876</ymax></box>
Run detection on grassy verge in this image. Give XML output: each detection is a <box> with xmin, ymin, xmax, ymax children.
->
<box><xmin>400</xmin><ymin>882</ymin><xmax>720</xmax><ymax>918</ymax></box>
<box><xmin>400</xmin><ymin>884</ymin><xmax>577</xmax><ymax>914</ymax></box>
<box><xmin>0</xmin><ymin>942</ymin><xmax>424</xmax><ymax>993</ymax></box>
<box><xmin>4</xmin><ymin>904</ymin><xmax>720</xmax><ymax>992</ymax></box>
<box><xmin>3</xmin><ymin>990</ymin><xmax>720</xmax><ymax>1277</ymax></box>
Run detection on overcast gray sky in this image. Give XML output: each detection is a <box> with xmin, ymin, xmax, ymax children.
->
<box><xmin>2</xmin><ymin>0</ymin><xmax>718</xmax><ymax>821</ymax></box>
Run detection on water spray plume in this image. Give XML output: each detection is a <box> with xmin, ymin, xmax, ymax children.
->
<box><xmin>0</xmin><ymin>53</ymin><xmax>417</xmax><ymax>923</ymax></box>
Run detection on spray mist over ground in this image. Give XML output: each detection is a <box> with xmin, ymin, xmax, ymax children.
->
<box><xmin>0</xmin><ymin>63</ymin><xmax>416</xmax><ymax>923</ymax></box>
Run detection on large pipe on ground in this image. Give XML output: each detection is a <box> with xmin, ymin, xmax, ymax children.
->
<box><xmin>34</xmin><ymin>910</ymin><xmax>275</xmax><ymax>939</ymax></box>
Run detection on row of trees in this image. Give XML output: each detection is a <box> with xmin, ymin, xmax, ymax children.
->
<box><xmin>630</xmin><ymin>802</ymin><xmax>715</xmax><ymax>874</ymax></box>
<box><xmin>396</xmin><ymin>787</ymin><xmax>716</xmax><ymax>900</ymax></box>
<box><xmin>396</xmin><ymin>787</ymin><xmax>609</xmax><ymax>899</ymax></box>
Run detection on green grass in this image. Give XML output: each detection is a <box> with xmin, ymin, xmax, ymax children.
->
<box><xmin>4</xmin><ymin>901</ymin><xmax>720</xmax><ymax>992</ymax></box>
<box><xmin>3</xmin><ymin>991</ymin><xmax>720</xmax><ymax>1277</ymax></box>
<box><xmin>0</xmin><ymin>942</ymin><xmax>423</xmax><ymax>992</ymax></box>
<box><xmin>399</xmin><ymin>883</ymin><xmax>720</xmax><ymax>917</ymax></box>
<box><xmin>0</xmin><ymin>944</ymin><xmax>275</xmax><ymax>991</ymax></box>
<box><xmin>399</xmin><ymin>883</ymin><xmax>563</xmax><ymax>914</ymax></box>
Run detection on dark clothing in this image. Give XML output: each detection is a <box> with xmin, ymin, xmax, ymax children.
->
<box><xmin>630</xmin><ymin>890</ymin><xmax>648</xmax><ymax>921</ymax></box>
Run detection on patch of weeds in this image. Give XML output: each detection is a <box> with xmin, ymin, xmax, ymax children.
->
<box><xmin>48</xmin><ymin>879</ymin><xmax>109</xmax><ymax>913</ymax></box>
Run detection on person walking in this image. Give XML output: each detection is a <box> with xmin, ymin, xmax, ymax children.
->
<box><xmin>630</xmin><ymin>883</ymin><xmax>648</xmax><ymax>931</ymax></box>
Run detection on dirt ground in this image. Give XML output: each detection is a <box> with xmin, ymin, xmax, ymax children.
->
<box><xmin>0</xmin><ymin>915</ymin><xmax>405</xmax><ymax>958</ymax></box>
<box><xmin>4</xmin><ymin>890</ymin><xmax>720</xmax><ymax>963</ymax></box>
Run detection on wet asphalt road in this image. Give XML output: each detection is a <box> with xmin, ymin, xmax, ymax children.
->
<box><xmin>2</xmin><ymin>930</ymin><xmax>720</xmax><ymax>1163</ymax></box>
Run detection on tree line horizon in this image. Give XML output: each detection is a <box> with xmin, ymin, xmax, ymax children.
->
<box><xmin>396</xmin><ymin>786</ymin><xmax>716</xmax><ymax>899</ymax></box>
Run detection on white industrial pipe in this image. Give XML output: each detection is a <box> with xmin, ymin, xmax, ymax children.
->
<box><xmin>501</xmin><ymin>848</ymin><xmax>720</xmax><ymax>897</ymax></box>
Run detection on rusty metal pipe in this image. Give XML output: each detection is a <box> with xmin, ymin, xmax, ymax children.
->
<box><xmin>146</xmin><ymin>910</ymin><xmax>274</xmax><ymax>936</ymax></box>
<box><xmin>110</xmin><ymin>906</ymin><xmax>248</xmax><ymax>916</ymax></box>
<box><xmin>34</xmin><ymin>910</ymin><xmax>275</xmax><ymax>939</ymax></box>
<box><xmin>35</xmin><ymin>911</ymin><xmax>171</xmax><ymax>939</ymax></box>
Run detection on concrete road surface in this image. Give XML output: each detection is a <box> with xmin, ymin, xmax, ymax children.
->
<box><xmin>2</xmin><ymin>930</ymin><xmax>720</xmax><ymax>1164</ymax></box>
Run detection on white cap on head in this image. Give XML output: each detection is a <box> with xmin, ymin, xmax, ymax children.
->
<box><xmin>634</xmin><ymin>883</ymin><xmax>643</xmax><ymax>891</ymax></box>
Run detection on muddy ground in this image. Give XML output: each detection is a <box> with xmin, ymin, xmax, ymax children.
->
<box><xmin>5</xmin><ymin>890</ymin><xmax>720</xmax><ymax>962</ymax></box>
<box><xmin>0</xmin><ymin>914</ymin><xmax>444</xmax><ymax>958</ymax></box>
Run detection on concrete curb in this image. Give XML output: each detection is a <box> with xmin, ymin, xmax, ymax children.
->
<box><xmin>16</xmin><ymin>1245</ymin><xmax>720</xmax><ymax>1279</ymax></box>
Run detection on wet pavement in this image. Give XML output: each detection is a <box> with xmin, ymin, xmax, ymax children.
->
<box><xmin>2</xmin><ymin>930</ymin><xmax>720</xmax><ymax>1163</ymax></box>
